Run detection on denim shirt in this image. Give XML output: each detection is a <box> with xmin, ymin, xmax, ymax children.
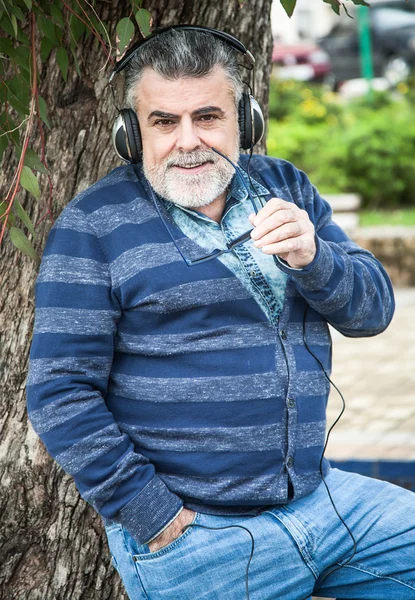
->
<box><xmin>164</xmin><ymin>170</ymin><xmax>289</xmax><ymax>324</ymax></box>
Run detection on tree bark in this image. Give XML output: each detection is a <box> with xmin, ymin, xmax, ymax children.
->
<box><xmin>0</xmin><ymin>1</ymin><xmax>272</xmax><ymax>598</ymax></box>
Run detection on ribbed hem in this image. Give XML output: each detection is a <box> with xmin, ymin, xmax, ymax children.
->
<box><xmin>117</xmin><ymin>476</ymin><xmax>183</xmax><ymax>545</ymax></box>
<box><xmin>274</xmin><ymin>236</ymin><xmax>334</xmax><ymax>292</ymax></box>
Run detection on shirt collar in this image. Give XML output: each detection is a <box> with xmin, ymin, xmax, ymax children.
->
<box><xmin>227</xmin><ymin>166</ymin><xmax>269</xmax><ymax>204</ymax></box>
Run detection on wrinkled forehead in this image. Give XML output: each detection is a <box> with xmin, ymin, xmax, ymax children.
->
<box><xmin>133</xmin><ymin>66</ymin><xmax>237</xmax><ymax>113</ymax></box>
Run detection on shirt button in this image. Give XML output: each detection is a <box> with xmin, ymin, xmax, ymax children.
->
<box><xmin>287</xmin><ymin>397</ymin><xmax>295</xmax><ymax>409</ymax></box>
<box><xmin>250</xmin><ymin>269</ymin><xmax>258</xmax><ymax>278</ymax></box>
<box><xmin>280</xmin><ymin>330</ymin><xmax>287</xmax><ymax>340</ymax></box>
<box><xmin>286</xmin><ymin>456</ymin><xmax>294</xmax><ymax>468</ymax></box>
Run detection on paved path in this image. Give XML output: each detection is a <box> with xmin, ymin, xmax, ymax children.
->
<box><xmin>325</xmin><ymin>287</ymin><xmax>415</xmax><ymax>461</ymax></box>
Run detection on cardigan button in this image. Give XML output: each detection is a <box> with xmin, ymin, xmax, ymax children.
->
<box><xmin>286</xmin><ymin>456</ymin><xmax>294</xmax><ymax>468</ymax></box>
<box><xmin>287</xmin><ymin>397</ymin><xmax>295</xmax><ymax>409</ymax></box>
<box><xmin>280</xmin><ymin>329</ymin><xmax>287</xmax><ymax>340</ymax></box>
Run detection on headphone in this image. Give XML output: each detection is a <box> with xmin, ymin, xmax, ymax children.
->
<box><xmin>109</xmin><ymin>25</ymin><xmax>265</xmax><ymax>164</ymax></box>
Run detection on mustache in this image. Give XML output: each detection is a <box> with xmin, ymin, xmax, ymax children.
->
<box><xmin>166</xmin><ymin>150</ymin><xmax>218</xmax><ymax>169</ymax></box>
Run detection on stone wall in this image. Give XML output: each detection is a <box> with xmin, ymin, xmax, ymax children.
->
<box><xmin>353</xmin><ymin>226</ymin><xmax>415</xmax><ymax>287</ymax></box>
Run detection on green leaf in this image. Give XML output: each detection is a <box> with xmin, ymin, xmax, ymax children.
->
<box><xmin>20</xmin><ymin>165</ymin><xmax>40</xmax><ymax>200</ymax></box>
<box><xmin>0</xmin><ymin>203</ymin><xmax>16</xmax><ymax>226</ymax></box>
<box><xmin>40</xmin><ymin>36</ymin><xmax>54</xmax><ymax>62</ymax></box>
<box><xmin>69</xmin><ymin>13</ymin><xmax>86</xmax><ymax>44</ymax></box>
<box><xmin>350</xmin><ymin>0</ymin><xmax>370</xmax><ymax>6</ymax></box>
<box><xmin>280</xmin><ymin>0</ymin><xmax>297</xmax><ymax>17</ymax></box>
<box><xmin>0</xmin><ymin>110</ymin><xmax>19</xmax><ymax>145</ymax></box>
<box><xmin>9</xmin><ymin>226</ymin><xmax>40</xmax><ymax>262</ymax></box>
<box><xmin>8</xmin><ymin>73</ymin><xmax>30</xmax><ymax>104</ymax></box>
<box><xmin>37</xmin><ymin>95</ymin><xmax>51</xmax><ymax>129</ymax></box>
<box><xmin>22</xmin><ymin>0</ymin><xmax>32</xmax><ymax>8</ymax></box>
<box><xmin>21</xmin><ymin>147</ymin><xmax>48</xmax><ymax>174</ymax></box>
<box><xmin>13</xmin><ymin>199</ymin><xmax>36</xmax><ymax>237</ymax></box>
<box><xmin>8</xmin><ymin>3</ymin><xmax>26</xmax><ymax>22</ymax></box>
<box><xmin>342</xmin><ymin>3</ymin><xmax>353</xmax><ymax>17</ymax></box>
<box><xmin>56</xmin><ymin>47</ymin><xmax>69</xmax><ymax>81</ymax></box>
<box><xmin>116</xmin><ymin>17</ymin><xmax>135</xmax><ymax>55</ymax></box>
<box><xmin>10</xmin><ymin>13</ymin><xmax>18</xmax><ymax>37</ymax></box>
<box><xmin>49</xmin><ymin>4</ymin><xmax>64</xmax><ymax>28</ymax></box>
<box><xmin>7</xmin><ymin>91</ymin><xmax>28</xmax><ymax>117</ymax></box>
<box><xmin>0</xmin><ymin>36</ymin><xmax>16</xmax><ymax>56</ymax></box>
<box><xmin>70</xmin><ymin>45</ymin><xmax>81</xmax><ymax>77</ymax></box>
<box><xmin>0</xmin><ymin>133</ymin><xmax>8</xmax><ymax>160</ymax></box>
<box><xmin>37</xmin><ymin>15</ymin><xmax>59</xmax><ymax>45</ymax></box>
<box><xmin>322</xmin><ymin>0</ymin><xmax>341</xmax><ymax>15</ymax></box>
<box><xmin>0</xmin><ymin>201</ymin><xmax>7</xmax><ymax>219</ymax></box>
<box><xmin>0</xmin><ymin>14</ymin><xmax>17</xmax><ymax>38</ymax></box>
<box><xmin>135</xmin><ymin>9</ymin><xmax>151</xmax><ymax>38</ymax></box>
<box><xmin>13</xmin><ymin>45</ymin><xmax>31</xmax><ymax>73</ymax></box>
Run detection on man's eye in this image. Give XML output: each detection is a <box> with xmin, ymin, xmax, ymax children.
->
<box><xmin>154</xmin><ymin>119</ymin><xmax>174</xmax><ymax>126</ymax></box>
<box><xmin>198</xmin><ymin>115</ymin><xmax>217</xmax><ymax>122</ymax></box>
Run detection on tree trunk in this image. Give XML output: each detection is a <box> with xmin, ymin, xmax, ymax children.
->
<box><xmin>0</xmin><ymin>1</ymin><xmax>272</xmax><ymax>598</ymax></box>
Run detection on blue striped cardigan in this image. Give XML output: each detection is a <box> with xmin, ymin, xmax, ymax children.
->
<box><xmin>26</xmin><ymin>155</ymin><xmax>395</xmax><ymax>545</ymax></box>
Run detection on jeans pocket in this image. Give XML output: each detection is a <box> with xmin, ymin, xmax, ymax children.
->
<box><xmin>132</xmin><ymin>511</ymin><xmax>200</xmax><ymax>562</ymax></box>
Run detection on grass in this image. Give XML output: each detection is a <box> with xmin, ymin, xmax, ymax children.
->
<box><xmin>359</xmin><ymin>208</ymin><xmax>415</xmax><ymax>227</ymax></box>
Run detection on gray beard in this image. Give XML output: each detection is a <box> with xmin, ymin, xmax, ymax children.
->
<box><xmin>143</xmin><ymin>148</ymin><xmax>240</xmax><ymax>209</ymax></box>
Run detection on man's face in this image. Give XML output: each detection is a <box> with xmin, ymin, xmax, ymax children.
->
<box><xmin>135</xmin><ymin>66</ymin><xmax>240</xmax><ymax>209</ymax></box>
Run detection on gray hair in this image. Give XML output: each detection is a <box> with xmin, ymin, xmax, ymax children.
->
<box><xmin>124</xmin><ymin>29</ymin><xmax>243</xmax><ymax>110</ymax></box>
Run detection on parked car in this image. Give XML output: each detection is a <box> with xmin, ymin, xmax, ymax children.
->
<box><xmin>272</xmin><ymin>42</ymin><xmax>334</xmax><ymax>86</ymax></box>
<box><xmin>319</xmin><ymin>0</ymin><xmax>415</xmax><ymax>88</ymax></box>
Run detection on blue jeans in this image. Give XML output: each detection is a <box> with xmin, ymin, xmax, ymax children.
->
<box><xmin>104</xmin><ymin>469</ymin><xmax>415</xmax><ymax>599</ymax></box>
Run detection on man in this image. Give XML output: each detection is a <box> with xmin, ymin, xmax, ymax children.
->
<box><xmin>26</xmin><ymin>28</ymin><xmax>415</xmax><ymax>600</ymax></box>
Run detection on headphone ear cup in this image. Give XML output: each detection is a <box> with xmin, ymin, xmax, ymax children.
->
<box><xmin>238</xmin><ymin>93</ymin><xmax>250</xmax><ymax>150</ymax></box>
<box><xmin>121</xmin><ymin>108</ymin><xmax>142</xmax><ymax>163</ymax></box>
<box><xmin>238</xmin><ymin>93</ymin><xmax>264</xmax><ymax>150</ymax></box>
<box><xmin>249</xmin><ymin>95</ymin><xmax>265</xmax><ymax>147</ymax></box>
<box><xmin>112</xmin><ymin>112</ymin><xmax>131</xmax><ymax>163</ymax></box>
<box><xmin>112</xmin><ymin>109</ymin><xmax>142</xmax><ymax>163</ymax></box>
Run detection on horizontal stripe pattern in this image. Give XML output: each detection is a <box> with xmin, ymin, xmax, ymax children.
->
<box><xmin>27</xmin><ymin>356</ymin><xmax>113</xmax><ymax>386</ymax></box>
<box><xmin>161</xmin><ymin>472</ymin><xmax>289</xmax><ymax>504</ymax></box>
<box><xmin>55</xmin><ymin>424</ymin><xmax>123</xmax><ymax>475</ymax></box>
<box><xmin>131</xmin><ymin>277</ymin><xmax>252</xmax><ymax>313</ymax></box>
<box><xmin>33</xmin><ymin>307</ymin><xmax>119</xmax><ymax>335</ymax></box>
<box><xmin>109</xmin><ymin>372</ymin><xmax>280</xmax><ymax>403</ymax></box>
<box><xmin>37</xmin><ymin>254</ymin><xmax>109</xmax><ymax>285</ymax></box>
<box><xmin>120</xmin><ymin>423</ymin><xmax>286</xmax><ymax>452</ymax></box>
<box><xmin>28</xmin><ymin>391</ymin><xmax>102</xmax><ymax>434</ymax></box>
<box><xmin>115</xmin><ymin>322</ymin><xmax>275</xmax><ymax>355</ymax></box>
<box><xmin>117</xmin><ymin>421</ymin><xmax>325</xmax><ymax>452</ymax></box>
<box><xmin>88</xmin><ymin>198</ymin><xmax>155</xmax><ymax>237</ymax></box>
<box><xmin>26</xmin><ymin>155</ymin><xmax>394</xmax><ymax>546</ymax></box>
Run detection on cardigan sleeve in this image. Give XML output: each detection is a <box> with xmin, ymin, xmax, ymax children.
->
<box><xmin>274</xmin><ymin>168</ymin><xmax>395</xmax><ymax>337</ymax></box>
<box><xmin>26</xmin><ymin>205</ymin><xmax>183</xmax><ymax>544</ymax></box>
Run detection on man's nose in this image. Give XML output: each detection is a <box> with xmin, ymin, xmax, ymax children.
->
<box><xmin>176</xmin><ymin>116</ymin><xmax>201</xmax><ymax>151</ymax></box>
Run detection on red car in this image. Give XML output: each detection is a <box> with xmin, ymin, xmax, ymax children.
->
<box><xmin>272</xmin><ymin>42</ymin><xmax>334</xmax><ymax>86</ymax></box>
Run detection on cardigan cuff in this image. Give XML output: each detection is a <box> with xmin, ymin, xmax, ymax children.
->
<box><xmin>117</xmin><ymin>476</ymin><xmax>184</xmax><ymax>545</ymax></box>
<box><xmin>274</xmin><ymin>235</ymin><xmax>334</xmax><ymax>292</ymax></box>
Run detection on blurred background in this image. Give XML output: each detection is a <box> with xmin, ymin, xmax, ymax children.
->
<box><xmin>269</xmin><ymin>0</ymin><xmax>415</xmax><ymax>498</ymax></box>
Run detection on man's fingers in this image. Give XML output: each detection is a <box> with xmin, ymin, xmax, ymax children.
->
<box><xmin>260</xmin><ymin>237</ymin><xmax>304</xmax><ymax>255</ymax></box>
<box><xmin>252</xmin><ymin>221</ymin><xmax>306</xmax><ymax>248</ymax></box>
<box><xmin>251</xmin><ymin>197</ymin><xmax>293</xmax><ymax>227</ymax></box>
<box><xmin>251</xmin><ymin>208</ymin><xmax>298</xmax><ymax>241</ymax></box>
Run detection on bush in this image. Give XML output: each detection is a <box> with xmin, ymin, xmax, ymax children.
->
<box><xmin>267</xmin><ymin>78</ymin><xmax>415</xmax><ymax>209</ymax></box>
<box><xmin>268</xmin><ymin>78</ymin><xmax>344</xmax><ymax>125</ymax></box>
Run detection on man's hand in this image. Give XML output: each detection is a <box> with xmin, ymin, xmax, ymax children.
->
<box><xmin>248</xmin><ymin>198</ymin><xmax>316</xmax><ymax>269</ymax></box>
<box><xmin>148</xmin><ymin>508</ymin><xmax>197</xmax><ymax>552</ymax></box>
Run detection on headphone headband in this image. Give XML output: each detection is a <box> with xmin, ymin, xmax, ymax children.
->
<box><xmin>109</xmin><ymin>24</ymin><xmax>264</xmax><ymax>161</ymax></box>
<box><xmin>109</xmin><ymin>24</ymin><xmax>255</xmax><ymax>83</ymax></box>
